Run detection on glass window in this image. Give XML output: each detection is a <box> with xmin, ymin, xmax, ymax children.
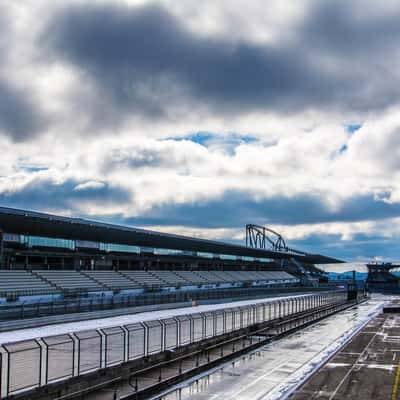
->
<box><xmin>220</xmin><ymin>254</ymin><xmax>237</xmax><ymax>260</ymax></box>
<box><xmin>140</xmin><ymin>246</ymin><xmax>154</xmax><ymax>254</ymax></box>
<box><xmin>154</xmin><ymin>248</ymin><xmax>181</xmax><ymax>255</ymax></box>
<box><xmin>101</xmin><ymin>243</ymin><xmax>140</xmax><ymax>253</ymax></box>
<box><xmin>76</xmin><ymin>240</ymin><xmax>99</xmax><ymax>249</ymax></box>
<box><xmin>198</xmin><ymin>252</ymin><xmax>213</xmax><ymax>259</ymax></box>
<box><xmin>2</xmin><ymin>233</ymin><xmax>20</xmax><ymax>243</ymax></box>
<box><xmin>23</xmin><ymin>235</ymin><xmax>75</xmax><ymax>250</ymax></box>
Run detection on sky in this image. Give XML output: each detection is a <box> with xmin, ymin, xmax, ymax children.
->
<box><xmin>1</xmin><ymin>0</ymin><xmax>400</xmax><ymax>262</ymax></box>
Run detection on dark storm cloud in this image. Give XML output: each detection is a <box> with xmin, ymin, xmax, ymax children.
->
<box><xmin>301</xmin><ymin>3</ymin><xmax>400</xmax><ymax>56</ymax></box>
<box><xmin>0</xmin><ymin>7</ymin><xmax>47</xmax><ymax>141</ymax></box>
<box><xmin>123</xmin><ymin>191</ymin><xmax>400</xmax><ymax>228</ymax></box>
<box><xmin>290</xmin><ymin>233</ymin><xmax>400</xmax><ymax>261</ymax></box>
<box><xmin>0</xmin><ymin>80</ymin><xmax>48</xmax><ymax>141</ymax></box>
<box><xmin>43</xmin><ymin>2</ymin><xmax>400</xmax><ymax>126</ymax></box>
<box><xmin>109</xmin><ymin>191</ymin><xmax>400</xmax><ymax>260</ymax></box>
<box><xmin>0</xmin><ymin>179</ymin><xmax>131</xmax><ymax>212</ymax></box>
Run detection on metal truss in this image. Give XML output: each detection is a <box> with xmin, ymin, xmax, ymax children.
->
<box><xmin>245</xmin><ymin>224</ymin><xmax>306</xmax><ymax>256</ymax></box>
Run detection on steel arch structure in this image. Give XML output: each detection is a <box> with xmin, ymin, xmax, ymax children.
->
<box><xmin>245</xmin><ymin>224</ymin><xmax>306</xmax><ymax>256</ymax></box>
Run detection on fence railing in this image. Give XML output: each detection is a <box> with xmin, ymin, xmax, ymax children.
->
<box><xmin>0</xmin><ymin>284</ymin><xmax>335</xmax><ymax>322</ymax></box>
<box><xmin>0</xmin><ymin>291</ymin><xmax>351</xmax><ymax>398</ymax></box>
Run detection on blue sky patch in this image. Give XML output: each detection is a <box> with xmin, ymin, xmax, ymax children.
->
<box><xmin>20</xmin><ymin>166</ymin><xmax>49</xmax><ymax>173</ymax></box>
<box><xmin>166</xmin><ymin>132</ymin><xmax>257</xmax><ymax>148</ymax></box>
<box><xmin>346</xmin><ymin>124</ymin><xmax>362</xmax><ymax>134</ymax></box>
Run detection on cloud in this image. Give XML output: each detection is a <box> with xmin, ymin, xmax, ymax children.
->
<box><xmin>74</xmin><ymin>180</ymin><xmax>105</xmax><ymax>191</ymax></box>
<box><xmin>122</xmin><ymin>190</ymin><xmax>400</xmax><ymax>229</ymax></box>
<box><xmin>0</xmin><ymin>177</ymin><xmax>131</xmax><ymax>215</ymax></box>
<box><xmin>43</xmin><ymin>1</ymin><xmax>400</xmax><ymax>130</ymax></box>
<box><xmin>0</xmin><ymin>4</ymin><xmax>48</xmax><ymax>140</ymax></box>
<box><xmin>301</xmin><ymin>2</ymin><xmax>400</xmax><ymax>56</ymax></box>
<box><xmin>0</xmin><ymin>4</ymin><xmax>11</xmax><ymax>60</ymax></box>
<box><xmin>0</xmin><ymin>80</ymin><xmax>48</xmax><ymax>140</ymax></box>
<box><xmin>1</xmin><ymin>0</ymin><xmax>400</xmax><ymax>260</ymax></box>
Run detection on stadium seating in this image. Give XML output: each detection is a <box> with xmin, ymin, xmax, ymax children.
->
<box><xmin>120</xmin><ymin>270</ymin><xmax>165</xmax><ymax>286</ymax></box>
<box><xmin>175</xmin><ymin>270</ymin><xmax>210</xmax><ymax>284</ymax></box>
<box><xmin>150</xmin><ymin>270</ymin><xmax>189</xmax><ymax>286</ymax></box>
<box><xmin>265</xmin><ymin>271</ymin><xmax>295</xmax><ymax>280</ymax></box>
<box><xmin>224</xmin><ymin>271</ymin><xmax>254</xmax><ymax>281</ymax></box>
<box><xmin>0</xmin><ymin>269</ymin><xmax>299</xmax><ymax>299</ymax></box>
<box><xmin>35</xmin><ymin>270</ymin><xmax>104</xmax><ymax>292</ymax></box>
<box><xmin>83</xmin><ymin>271</ymin><xmax>141</xmax><ymax>291</ymax></box>
<box><xmin>200</xmin><ymin>270</ymin><xmax>235</xmax><ymax>283</ymax></box>
<box><xmin>0</xmin><ymin>270</ymin><xmax>59</xmax><ymax>297</ymax></box>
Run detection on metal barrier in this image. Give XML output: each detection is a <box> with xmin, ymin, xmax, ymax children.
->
<box><xmin>0</xmin><ymin>285</ymin><xmax>338</xmax><ymax>322</ymax></box>
<box><xmin>125</xmin><ymin>323</ymin><xmax>145</xmax><ymax>361</ymax></box>
<box><xmin>73</xmin><ymin>330</ymin><xmax>101</xmax><ymax>375</ymax></box>
<box><xmin>0</xmin><ymin>291</ymin><xmax>350</xmax><ymax>398</ymax></box>
<box><xmin>43</xmin><ymin>334</ymin><xmax>74</xmax><ymax>384</ymax></box>
<box><xmin>101</xmin><ymin>326</ymin><xmax>125</xmax><ymax>367</ymax></box>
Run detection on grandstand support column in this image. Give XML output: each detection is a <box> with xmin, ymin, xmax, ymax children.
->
<box><xmin>74</xmin><ymin>255</ymin><xmax>80</xmax><ymax>271</ymax></box>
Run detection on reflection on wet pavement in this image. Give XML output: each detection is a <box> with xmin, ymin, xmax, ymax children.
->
<box><xmin>159</xmin><ymin>297</ymin><xmax>385</xmax><ymax>400</ymax></box>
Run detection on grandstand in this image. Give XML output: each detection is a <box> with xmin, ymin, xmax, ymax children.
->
<box><xmin>0</xmin><ymin>270</ymin><xmax>58</xmax><ymax>297</ymax></box>
<box><xmin>83</xmin><ymin>270</ymin><xmax>141</xmax><ymax>291</ymax></box>
<box><xmin>34</xmin><ymin>270</ymin><xmax>104</xmax><ymax>293</ymax></box>
<box><xmin>0</xmin><ymin>206</ymin><xmax>342</xmax><ymax>302</ymax></box>
<box><xmin>0</xmin><ymin>269</ymin><xmax>300</xmax><ymax>299</ymax></box>
<box><xmin>0</xmin><ymin>207</ymin><xmax>354</xmax><ymax>400</ymax></box>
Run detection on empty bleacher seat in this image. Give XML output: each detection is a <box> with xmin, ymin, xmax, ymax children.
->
<box><xmin>120</xmin><ymin>270</ymin><xmax>165</xmax><ymax>286</ymax></box>
<box><xmin>192</xmin><ymin>271</ymin><xmax>221</xmax><ymax>283</ymax></box>
<box><xmin>257</xmin><ymin>270</ymin><xmax>297</xmax><ymax>282</ymax></box>
<box><xmin>0</xmin><ymin>270</ymin><xmax>59</xmax><ymax>297</ymax></box>
<box><xmin>194</xmin><ymin>270</ymin><xmax>297</xmax><ymax>284</ymax></box>
<box><xmin>84</xmin><ymin>271</ymin><xmax>141</xmax><ymax>291</ymax></box>
<box><xmin>150</xmin><ymin>271</ymin><xmax>189</xmax><ymax>286</ymax></box>
<box><xmin>201</xmin><ymin>271</ymin><xmax>233</xmax><ymax>283</ymax></box>
<box><xmin>35</xmin><ymin>270</ymin><xmax>105</xmax><ymax>292</ymax></box>
<box><xmin>0</xmin><ymin>268</ymin><xmax>299</xmax><ymax>299</ymax></box>
<box><xmin>175</xmin><ymin>271</ymin><xmax>210</xmax><ymax>284</ymax></box>
<box><xmin>224</xmin><ymin>271</ymin><xmax>253</xmax><ymax>281</ymax></box>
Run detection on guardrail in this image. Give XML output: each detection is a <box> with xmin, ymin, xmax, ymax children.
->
<box><xmin>0</xmin><ymin>291</ymin><xmax>350</xmax><ymax>398</ymax></box>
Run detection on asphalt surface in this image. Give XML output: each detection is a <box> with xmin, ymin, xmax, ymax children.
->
<box><xmin>155</xmin><ymin>299</ymin><xmax>383</xmax><ymax>400</ymax></box>
<box><xmin>290</xmin><ymin>304</ymin><xmax>400</xmax><ymax>399</ymax></box>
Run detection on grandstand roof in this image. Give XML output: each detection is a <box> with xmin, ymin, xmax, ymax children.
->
<box><xmin>0</xmin><ymin>207</ymin><xmax>343</xmax><ymax>264</ymax></box>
